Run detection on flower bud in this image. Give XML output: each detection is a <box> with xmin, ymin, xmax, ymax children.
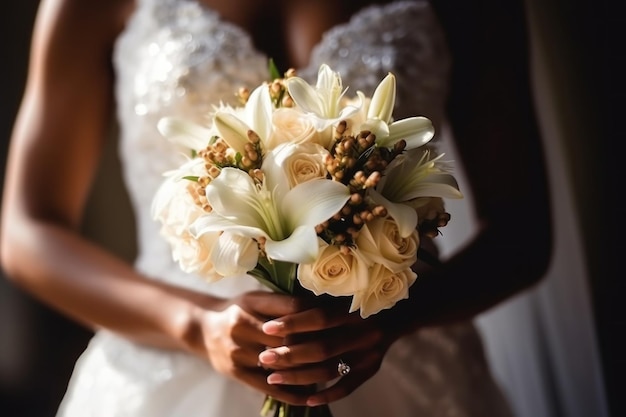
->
<box><xmin>367</xmin><ymin>73</ymin><xmax>396</xmax><ymax>123</ymax></box>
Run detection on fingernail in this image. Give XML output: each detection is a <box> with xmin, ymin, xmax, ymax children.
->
<box><xmin>266</xmin><ymin>373</ymin><xmax>284</xmax><ymax>384</ymax></box>
<box><xmin>307</xmin><ymin>397</ymin><xmax>324</xmax><ymax>407</ymax></box>
<box><xmin>262</xmin><ymin>320</ymin><xmax>284</xmax><ymax>335</ymax></box>
<box><xmin>259</xmin><ymin>350</ymin><xmax>278</xmax><ymax>364</ymax></box>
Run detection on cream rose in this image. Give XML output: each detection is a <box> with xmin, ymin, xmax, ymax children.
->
<box><xmin>355</xmin><ymin>216</ymin><xmax>419</xmax><ymax>272</ymax></box>
<box><xmin>267</xmin><ymin>108</ymin><xmax>322</xmax><ymax>149</ymax></box>
<box><xmin>282</xmin><ymin>142</ymin><xmax>330</xmax><ymax>187</ymax></box>
<box><xmin>152</xmin><ymin>163</ymin><xmax>225</xmax><ymax>282</ymax></box>
<box><xmin>171</xmin><ymin>229</ymin><xmax>223</xmax><ymax>281</ymax></box>
<box><xmin>297</xmin><ymin>239</ymin><xmax>370</xmax><ymax>297</ymax></box>
<box><xmin>263</xmin><ymin>142</ymin><xmax>331</xmax><ymax>189</ymax></box>
<box><xmin>349</xmin><ymin>264</ymin><xmax>417</xmax><ymax>318</ymax></box>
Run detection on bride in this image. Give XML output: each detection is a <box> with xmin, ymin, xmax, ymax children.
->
<box><xmin>0</xmin><ymin>0</ymin><xmax>551</xmax><ymax>416</ymax></box>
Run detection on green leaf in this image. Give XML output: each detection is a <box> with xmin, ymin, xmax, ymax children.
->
<box><xmin>182</xmin><ymin>176</ymin><xmax>199</xmax><ymax>182</ymax></box>
<box><xmin>268</xmin><ymin>58</ymin><xmax>282</xmax><ymax>80</ymax></box>
<box><xmin>247</xmin><ymin>267</ymin><xmax>288</xmax><ymax>294</ymax></box>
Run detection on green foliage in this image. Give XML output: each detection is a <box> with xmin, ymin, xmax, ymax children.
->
<box><xmin>268</xmin><ymin>58</ymin><xmax>282</xmax><ymax>80</ymax></box>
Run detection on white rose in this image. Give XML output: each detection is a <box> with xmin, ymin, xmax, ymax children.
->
<box><xmin>350</xmin><ymin>264</ymin><xmax>417</xmax><ymax>318</ymax></box>
<box><xmin>355</xmin><ymin>216</ymin><xmax>419</xmax><ymax>273</ymax></box>
<box><xmin>172</xmin><ymin>229</ymin><xmax>224</xmax><ymax>282</ymax></box>
<box><xmin>297</xmin><ymin>239</ymin><xmax>370</xmax><ymax>297</ymax></box>
<box><xmin>262</xmin><ymin>143</ymin><xmax>331</xmax><ymax>189</ymax></box>
<box><xmin>283</xmin><ymin>142</ymin><xmax>330</xmax><ymax>187</ymax></box>
<box><xmin>152</xmin><ymin>162</ymin><xmax>225</xmax><ymax>282</ymax></box>
<box><xmin>267</xmin><ymin>108</ymin><xmax>322</xmax><ymax>149</ymax></box>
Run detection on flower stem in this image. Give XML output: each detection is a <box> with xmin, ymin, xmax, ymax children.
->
<box><xmin>260</xmin><ymin>396</ymin><xmax>333</xmax><ymax>417</ymax></box>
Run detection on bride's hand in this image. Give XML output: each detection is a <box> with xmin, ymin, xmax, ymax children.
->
<box><xmin>257</xmin><ymin>299</ymin><xmax>405</xmax><ymax>406</ymax></box>
<box><xmin>192</xmin><ymin>290</ymin><xmax>319</xmax><ymax>405</ymax></box>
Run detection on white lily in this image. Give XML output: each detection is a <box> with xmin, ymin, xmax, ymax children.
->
<box><xmin>211</xmin><ymin>231</ymin><xmax>259</xmax><ymax>277</ymax></box>
<box><xmin>190</xmin><ymin>166</ymin><xmax>350</xmax><ymax>264</ymax></box>
<box><xmin>285</xmin><ymin>64</ymin><xmax>362</xmax><ymax>131</ymax></box>
<box><xmin>367</xmin><ymin>72</ymin><xmax>396</xmax><ymax>124</ymax></box>
<box><xmin>356</xmin><ymin>72</ymin><xmax>435</xmax><ymax>150</ymax></box>
<box><xmin>371</xmin><ymin>149</ymin><xmax>463</xmax><ymax>237</ymax></box>
<box><xmin>213</xmin><ymin>84</ymin><xmax>273</xmax><ymax>153</ymax></box>
<box><xmin>374</xmin><ymin>116</ymin><xmax>435</xmax><ymax>150</ymax></box>
<box><xmin>156</xmin><ymin>116</ymin><xmax>214</xmax><ymax>151</ymax></box>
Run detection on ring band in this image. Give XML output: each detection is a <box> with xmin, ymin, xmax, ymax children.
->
<box><xmin>337</xmin><ymin>359</ymin><xmax>351</xmax><ymax>376</ymax></box>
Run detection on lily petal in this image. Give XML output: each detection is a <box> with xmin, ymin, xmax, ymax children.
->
<box><xmin>214</xmin><ymin>112</ymin><xmax>251</xmax><ymax>154</ymax></box>
<box><xmin>204</xmin><ymin>168</ymin><xmax>267</xmax><ymax>229</ymax></box>
<box><xmin>398</xmin><ymin>173</ymin><xmax>463</xmax><ymax>201</ymax></box>
<box><xmin>264</xmin><ymin>226</ymin><xmax>320</xmax><ymax>264</ymax></box>
<box><xmin>211</xmin><ymin>232</ymin><xmax>259</xmax><ymax>276</ymax></box>
<box><xmin>367</xmin><ymin>73</ymin><xmax>396</xmax><ymax>123</ymax></box>
<box><xmin>369</xmin><ymin>189</ymin><xmax>418</xmax><ymax>238</ymax></box>
<box><xmin>381</xmin><ymin>117</ymin><xmax>434</xmax><ymax>149</ymax></box>
<box><xmin>260</xmin><ymin>144</ymin><xmax>297</xmax><ymax>199</ymax></box>
<box><xmin>282</xmin><ymin>179</ymin><xmax>350</xmax><ymax>230</ymax></box>
<box><xmin>245</xmin><ymin>85</ymin><xmax>273</xmax><ymax>141</ymax></box>
<box><xmin>157</xmin><ymin>117</ymin><xmax>211</xmax><ymax>150</ymax></box>
<box><xmin>191</xmin><ymin>214</ymin><xmax>269</xmax><ymax>241</ymax></box>
<box><xmin>360</xmin><ymin>118</ymin><xmax>390</xmax><ymax>142</ymax></box>
<box><xmin>285</xmin><ymin>77</ymin><xmax>324</xmax><ymax>115</ymax></box>
<box><xmin>315</xmin><ymin>64</ymin><xmax>338</xmax><ymax>93</ymax></box>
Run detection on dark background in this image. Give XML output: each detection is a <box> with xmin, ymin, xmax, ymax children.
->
<box><xmin>0</xmin><ymin>0</ymin><xmax>622</xmax><ymax>416</ymax></box>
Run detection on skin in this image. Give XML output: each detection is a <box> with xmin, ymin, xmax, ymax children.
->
<box><xmin>0</xmin><ymin>0</ymin><xmax>551</xmax><ymax>408</ymax></box>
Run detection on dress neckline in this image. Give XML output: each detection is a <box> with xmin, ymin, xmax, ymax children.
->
<box><xmin>179</xmin><ymin>0</ymin><xmax>419</xmax><ymax>74</ymax></box>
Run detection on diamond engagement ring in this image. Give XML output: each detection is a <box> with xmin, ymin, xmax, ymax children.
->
<box><xmin>337</xmin><ymin>359</ymin><xmax>351</xmax><ymax>377</ymax></box>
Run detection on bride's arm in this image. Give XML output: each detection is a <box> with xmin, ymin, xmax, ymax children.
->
<box><xmin>0</xmin><ymin>0</ymin><xmax>199</xmax><ymax>351</ymax></box>
<box><xmin>409</xmin><ymin>0</ymin><xmax>551</xmax><ymax>323</ymax></box>
<box><xmin>0</xmin><ymin>0</ymin><xmax>313</xmax><ymax>405</ymax></box>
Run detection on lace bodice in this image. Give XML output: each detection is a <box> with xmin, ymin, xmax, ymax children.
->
<box><xmin>113</xmin><ymin>0</ymin><xmax>451</xmax><ymax>293</ymax></box>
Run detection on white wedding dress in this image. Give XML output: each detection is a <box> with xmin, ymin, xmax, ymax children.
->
<box><xmin>57</xmin><ymin>1</ymin><xmax>513</xmax><ymax>416</ymax></box>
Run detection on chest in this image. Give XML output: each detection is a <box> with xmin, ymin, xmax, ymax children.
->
<box><xmin>193</xmin><ymin>0</ymin><xmax>398</xmax><ymax>69</ymax></box>
<box><xmin>114</xmin><ymin>0</ymin><xmax>450</xmax><ymax>123</ymax></box>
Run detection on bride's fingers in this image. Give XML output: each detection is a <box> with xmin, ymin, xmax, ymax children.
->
<box><xmin>236</xmin><ymin>370</ymin><xmax>310</xmax><ymax>406</ymax></box>
<box><xmin>239</xmin><ymin>291</ymin><xmax>311</xmax><ymax>320</ymax></box>
<box><xmin>209</xmin><ymin>304</ymin><xmax>284</xmax><ymax>348</ymax></box>
<box><xmin>305</xmin><ymin>371</ymin><xmax>370</xmax><ymax>406</ymax></box>
<box><xmin>258</xmin><ymin>325</ymin><xmax>382</xmax><ymax>368</ymax></box>
<box><xmin>305</xmin><ymin>357</ymin><xmax>381</xmax><ymax>406</ymax></box>
<box><xmin>265</xmin><ymin>351</ymin><xmax>373</xmax><ymax>386</ymax></box>
<box><xmin>262</xmin><ymin>306</ymin><xmax>362</xmax><ymax>337</ymax></box>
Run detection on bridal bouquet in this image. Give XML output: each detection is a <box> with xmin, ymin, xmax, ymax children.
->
<box><xmin>152</xmin><ymin>63</ymin><xmax>462</xmax><ymax>416</ymax></box>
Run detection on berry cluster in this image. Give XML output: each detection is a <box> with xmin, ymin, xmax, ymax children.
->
<box><xmin>320</xmin><ymin>121</ymin><xmax>408</xmax><ymax>251</ymax></box>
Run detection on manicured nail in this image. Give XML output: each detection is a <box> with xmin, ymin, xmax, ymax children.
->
<box><xmin>266</xmin><ymin>373</ymin><xmax>284</xmax><ymax>384</ymax></box>
<box><xmin>262</xmin><ymin>320</ymin><xmax>284</xmax><ymax>335</ymax></box>
<box><xmin>306</xmin><ymin>397</ymin><xmax>324</xmax><ymax>407</ymax></box>
<box><xmin>259</xmin><ymin>350</ymin><xmax>278</xmax><ymax>364</ymax></box>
